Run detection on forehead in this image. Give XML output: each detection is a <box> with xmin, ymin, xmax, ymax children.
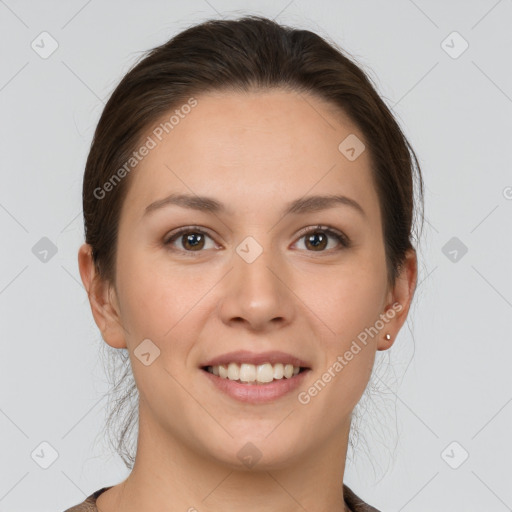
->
<box><xmin>121</xmin><ymin>89</ymin><xmax>379</xmax><ymax>222</ymax></box>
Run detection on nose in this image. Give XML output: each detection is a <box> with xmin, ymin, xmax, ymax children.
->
<box><xmin>217</xmin><ymin>244</ymin><xmax>296</xmax><ymax>332</ymax></box>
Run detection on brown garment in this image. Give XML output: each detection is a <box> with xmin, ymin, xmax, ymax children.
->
<box><xmin>63</xmin><ymin>484</ymin><xmax>381</xmax><ymax>511</ymax></box>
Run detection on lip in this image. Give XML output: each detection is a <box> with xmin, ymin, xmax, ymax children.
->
<box><xmin>201</xmin><ymin>367</ymin><xmax>311</xmax><ymax>403</ymax></box>
<box><xmin>200</xmin><ymin>350</ymin><xmax>311</xmax><ymax>369</ymax></box>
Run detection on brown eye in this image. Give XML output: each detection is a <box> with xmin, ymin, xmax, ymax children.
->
<box><xmin>180</xmin><ymin>232</ymin><xmax>205</xmax><ymax>251</ymax></box>
<box><xmin>295</xmin><ymin>226</ymin><xmax>350</xmax><ymax>252</ymax></box>
<box><xmin>304</xmin><ymin>231</ymin><xmax>328</xmax><ymax>251</ymax></box>
<box><xmin>165</xmin><ymin>228</ymin><xmax>216</xmax><ymax>253</ymax></box>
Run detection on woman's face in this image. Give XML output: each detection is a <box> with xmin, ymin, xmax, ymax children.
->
<box><xmin>84</xmin><ymin>89</ymin><xmax>415</xmax><ymax>469</ymax></box>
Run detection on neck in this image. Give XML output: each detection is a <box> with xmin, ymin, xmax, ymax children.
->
<box><xmin>99</xmin><ymin>403</ymin><xmax>353</xmax><ymax>512</ymax></box>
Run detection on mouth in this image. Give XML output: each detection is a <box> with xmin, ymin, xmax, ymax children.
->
<box><xmin>199</xmin><ymin>349</ymin><xmax>313</xmax><ymax>403</ymax></box>
<box><xmin>199</xmin><ymin>350</ymin><xmax>312</xmax><ymax>386</ymax></box>
<box><xmin>201</xmin><ymin>363</ymin><xmax>310</xmax><ymax>385</ymax></box>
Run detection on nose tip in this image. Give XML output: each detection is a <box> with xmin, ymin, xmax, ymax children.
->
<box><xmin>218</xmin><ymin>247</ymin><xmax>295</xmax><ymax>331</ymax></box>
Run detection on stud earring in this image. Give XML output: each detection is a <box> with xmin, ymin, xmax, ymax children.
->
<box><xmin>385</xmin><ymin>333</ymin><xmax>391</xmax><ymax>340</ymax></box>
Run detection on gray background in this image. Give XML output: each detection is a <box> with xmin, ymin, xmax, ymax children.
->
<box><xmin>1</xmin><ymin>1</ymin><xmax>511</xmax><ymax>511</ymax></box>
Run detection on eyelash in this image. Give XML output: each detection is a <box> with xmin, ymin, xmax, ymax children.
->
<box><xmin>163</xmin><ymin>224</ymin><xmax>351</xmax><ymax>256</ymax></box>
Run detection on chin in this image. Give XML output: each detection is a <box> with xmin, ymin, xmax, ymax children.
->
<box><xmin>199</xmin><ymin>430</ymin><xmax>308</xmax><ymax>472</ymax></box>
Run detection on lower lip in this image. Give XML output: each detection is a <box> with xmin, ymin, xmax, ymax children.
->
<box><xmin>201</xmin><ymin>368</ymin><xmax>311</xmax><ymax>404</ymax></box>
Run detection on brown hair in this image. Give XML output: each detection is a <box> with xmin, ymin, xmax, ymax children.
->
<box><xmin>83</xmin><ymin>15</ymin><xmax>424</xmax><ymax>469</ymax></box>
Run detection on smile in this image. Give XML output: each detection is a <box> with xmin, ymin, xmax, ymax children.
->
<box><xmin>204</xmin><ymin>362</ymin><xmax>305</xmax><ymax>384</ymax></box>
<box><xmin>201</xmin><ymin>364</ymin><xmax>311</xmax><ymax>403</ymax></box>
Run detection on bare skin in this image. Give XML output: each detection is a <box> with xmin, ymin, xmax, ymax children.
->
<box><xmin>78</xmin><ymin>89</ymin><xmax>417</xmax><ymax>512</ymax></box>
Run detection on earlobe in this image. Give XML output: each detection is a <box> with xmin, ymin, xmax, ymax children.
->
<box><xmin>377</xmin><ymin>248</ymin><xmax>418</xmax><ymax>351</ymax></box>
<box><xmin>378</xmin><ymin>332</ymin><xmax>393</xmax><ymax>351</ymax></box>
<box><xmin>77</xmin><ymin>243</ymin><xmax>127</xmax><ymax>349</ymax></box>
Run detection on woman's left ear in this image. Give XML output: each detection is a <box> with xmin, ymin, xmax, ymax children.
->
<box><xmin>378</xmin><ymin>248</ymin><xmax>418</xmax><ymax>351</ymax></box>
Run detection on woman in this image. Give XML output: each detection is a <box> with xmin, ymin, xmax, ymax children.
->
<box><xmin>66</xmin><ymin>14</ymin><xmax>423</xmax><ymax>512</ymax></box>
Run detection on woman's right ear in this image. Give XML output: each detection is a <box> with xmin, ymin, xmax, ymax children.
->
<box><xmin>77</xmin><ymin>243</ymin><xmax>127</xmax><ymax>349</ymax></box>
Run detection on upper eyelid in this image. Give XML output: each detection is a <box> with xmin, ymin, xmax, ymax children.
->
<box><xmin>165</xmin><ymin>226</ymin><xmax>218</xmax><ymax>244</ymax></box>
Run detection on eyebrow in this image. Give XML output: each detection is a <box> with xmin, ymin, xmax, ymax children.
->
<box><xmin>143</xmin><ymin>193</ymin><xmax>366</xmax><ymax>218</ymax></box>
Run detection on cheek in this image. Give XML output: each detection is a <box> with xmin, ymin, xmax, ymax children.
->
<box><xmin>335</xmin><ymin>279</ymin><xmax>386</xmax><ymax>333</ymax></box>
<box><xmin>299</xmin><ymin>257</ymin><xmax>387</xmax><ymax>340</ymax></box>
<box><xmin>302</xmin><ymin>261</ymin><xmax>387</xmax><ymax>399</ymax></box>
<box><xmin>117</xmin><ymin>262</ymin><xmax>205</xmax><ymax>393</ymax></box>
<box><xmin>308</xmin><ymin>269</ymin><xmax>384</xmax><ymax>406</ymax></box>
<box><xmin>116</xmin><ymin>250</ymin><xmax>215</xmax><ymax>351</ymax></box>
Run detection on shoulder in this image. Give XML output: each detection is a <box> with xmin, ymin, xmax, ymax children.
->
<box><xmin>343</xmin><ymin>483</ymin><xmax>381</xmax><ymax>512</ymax></box>
<box><xmin>62</xmin><ymin>486</ymin><xmax>113</xmax><ymax>512</ymax></box>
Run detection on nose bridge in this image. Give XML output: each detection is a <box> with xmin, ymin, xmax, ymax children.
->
<box><xmin>236</xmin><ymin>235</ymin><xmax>277</xmax><ymax>288</ymax></box>
<box><xmin>234</xmin><ymin>233</ymin><xmax>281</xmax><ymax>298</ymax></box>
<box><xmin>218</xmin><ymin>233</ymin><xmax>295</xmax><ymax>328</ymax></box>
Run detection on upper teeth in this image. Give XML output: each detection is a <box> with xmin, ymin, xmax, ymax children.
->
<box><xmin>207</xmin><ymin>362</ymin><xmax>301</xmax><ymax>383</ymax></box>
